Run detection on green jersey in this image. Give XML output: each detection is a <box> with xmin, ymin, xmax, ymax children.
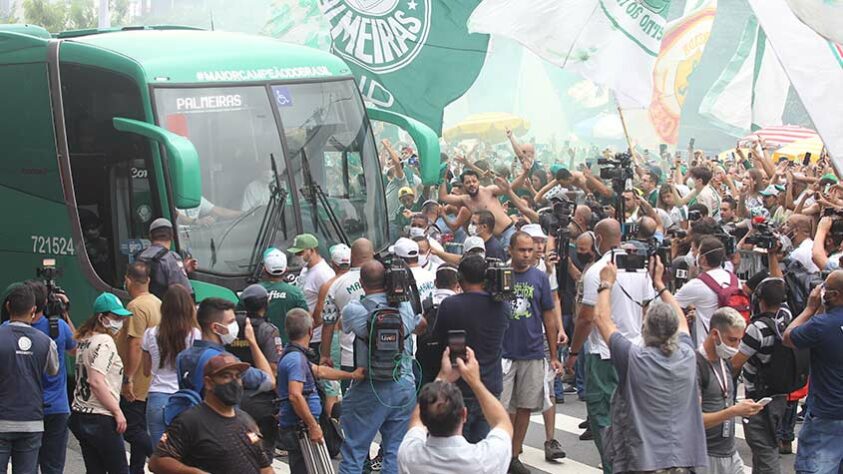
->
<box><xmin>260</xmin><ymin>279</ymin><xmax>308</xmax><ymax>345</ymax></box>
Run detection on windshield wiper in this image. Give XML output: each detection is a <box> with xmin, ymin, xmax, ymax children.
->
<box><xmin>247</xmin><ymin>153</ymin><xmax>288</xmax><ymax>283</ymax></box>
<box><xmin>299</xmin><ymin>149</ymin><xmax>348</xmax><ymax>246</ymax></box>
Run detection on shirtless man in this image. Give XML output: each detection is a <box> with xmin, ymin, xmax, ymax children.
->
<box><xmin>438</xmin><ymin>169</ymin><xmax>517</xmax><ymax>248</ymax></box>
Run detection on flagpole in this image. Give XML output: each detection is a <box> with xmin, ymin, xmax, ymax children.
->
<box><xmin>612</xmin><ymin>92</ymin><xmax>635</xmax><ymax>155</ymax></box>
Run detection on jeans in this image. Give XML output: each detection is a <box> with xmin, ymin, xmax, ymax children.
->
<box><xmin>585</xmin><ymin>354</ymin><xmax>618</xmax><ymax>474</ymax></box>
<box><xmin>146</xmin><ymin>392</ymin><xmax>171</xmax><ymax>448</ymax></box>
<box><xmin>279</xmin><ymin>427</ymin><xmax>307</xmax><ymax>474</ymax></box>
<box><xmin>0</xmin><ymin>431</ymin><xmax>42</xmax><ymax>474</ymax></box>
<box><xmin>794</xmin><ymin>412</ymin><xmax>843</xmax><ymax>474</ymax></box>
<box><xmin>743</xmin><ymin>394</ymin><xmax>786</xmax><ymax>474</ymax></box>
<box><xmin>39</xmin><ymin>413</ymin><xmax>70</xmax><ymax>474</ymax></box>
<box><xmin>575</xmin><ymin>350</ymin><xmax>586</xmax><ymax>398</ymax></box>
<box><xmin>68</xmin><ymin>412</ymin><xmax>129</xmax><ymax>474</ymax></box>
<box><xmin>778</xmin><ymin>400</ymin><xmax>799</xmax><ymax>443</ymax></box>
<box><xmin>462</xmin><ymin>396</ymin><xmax>491</xmax><ymax>444</ymax></box>
<box><xmin>339</xmin><ymin>379</ymin><xmax>415</xmax><ymax>474</ymax></box>
<box><xmin>119</xmin><ymin>398</ymin><xmax>152</xmax><ymax>474</ymax></box>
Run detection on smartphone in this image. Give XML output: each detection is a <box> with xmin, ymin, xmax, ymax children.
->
<box><xmin>803</xmin><ymin>152</ymin><xmax>812</xmax><ymax>166</ymax></box>
<box><xmin>448</xmin><ymin>330</ymin><xmax>467</xmax><ymax>367</ymax></box>
<box><xmin>689</xmin><ymin>138</ymin><xmax>695</xmax><ymax>149</ymax></box>
<box><xmin>756</xmin><ymin>397</ymin><xmax>773</xmax><ymax>407</ymax></box>
<box><xmin>659</xmin><ymin>143</ymin><xmax>667</xmax><ymax>156</ymax></box>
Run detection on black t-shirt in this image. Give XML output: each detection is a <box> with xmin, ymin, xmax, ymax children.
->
<box><xmin>434</xmin><ymin>292</ymin><xmax>511</xmax><ymax>397</ymax></box>
<box><xmin>484</xmin><ymin>236</ymin><xmax>506</xmax><ymax>261</ymax></box>
<box><xmin>155</xmin><ymin>403</ymin><xmax>272</xmax><ymax>474</ymax></box>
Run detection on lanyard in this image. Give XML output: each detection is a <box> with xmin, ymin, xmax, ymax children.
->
<box><xmin>708</xmin><ymin>358</ymin><xmax>730</xmax><ymax>401</ymax></box>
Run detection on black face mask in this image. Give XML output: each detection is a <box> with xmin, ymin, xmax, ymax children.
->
<box><xmin>576</xmin><ymin>252</ymin><xmax>593</xmax><ymax>265</ymax></box>
<box><xmin>212</xmin><ymin>380</ymin><xmax>244</xmax><ymax>406</ymax></box>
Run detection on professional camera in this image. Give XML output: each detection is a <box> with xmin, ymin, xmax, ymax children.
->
<box><xmin>745</xmin><ymin>219</ymin><xmax>778</xmax><ymax>250</ymax></box>
<box><xmin>598</xmin><ymin>153</ymin><xmax>635</xmax><ymax>184</ymax></box>
<box><xmin>384</xmin><ymin>257</ymin><xmax>413</xmax><ymax>305</ymax></box>
<box><xmin>35</xmin><ymin>258</ymin><xmax>68</xmax><ymax>339</ymax></box>
<box><xmin>614</xmin><ymin>243</ymin><xmax>650</xmax><ymax>272</ymax></box>
<box><xmin>712</xmin><ymin>232</ymin><xmax>737</xmax><ymax>256</ymax></box>
<box><xmin>822</xmin><ymin>207</ymin><xmax>843</xmax><ymax>235</ymax></box>
<box><xmin>484</xmin><ymin>258</ymin><xmax>515</xmax><ymax>302</ymax></box>
<box><xmin>688</xmin><ymin>209</ymin><xmax>703</xmax><ymax>222</ymax></box>
<box><xmin>538</xmin><ymin>196</ymin><xmax>575</xmax><ymax>237</ymax></box>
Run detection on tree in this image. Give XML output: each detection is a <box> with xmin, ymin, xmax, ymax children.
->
<box><xmin>22</xmin><ymin>0</ymin><xmax>67</xmax><ymax>32</ymax></box>
<box><xmin>22</xmin><ymin>0</ymin><xmax>131</xmax><ymax>32</ymax></box>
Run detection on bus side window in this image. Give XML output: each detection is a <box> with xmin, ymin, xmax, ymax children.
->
<box><xmin>61</xmin><ymin>63</ymin><xmax>157</xmax><ymax>287</ymax></box>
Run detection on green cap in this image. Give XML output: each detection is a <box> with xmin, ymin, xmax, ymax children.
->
<box><xmin>550</xmin><ymin>164</ymin><xmax>565</xmax><ymax>175</ymax></box>
<box><xmin>820</xmin><ymin>173</ymin><xmax>839</xmax><ymax>184</ymax></box>
<box><xmin>93</xmin><ymin>293</ymin><xmax>132</xmax><ymax>317</ymax></box>
<box><xmin>288</xmin><ymin>233</ymin><xmax>319</xmax><ymax>254</ymax></box>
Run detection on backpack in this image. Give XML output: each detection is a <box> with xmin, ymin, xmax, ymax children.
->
<box><xmin>163</xmin><ymin>347</ymin><xmax>222</xmax><ymax>426</ymax></box>
<box><xmin>356</xmin><ymin>304</ymin><xmax>409</xmax><ymax>382</ymax></box>
<box><xmin>755</xmin><ymin>314</ymin><xmax>810</xmax><ymax>396</ymax></box>
<box><xmin>781</xmin><ymin>258</ymin><xmax>824</xmax><ymax>317</ymax></box>
<box><xmin>415</xmin><ymin>295</ymin><xmax>442</xmax><ymax>387</ymax></box>
<box><xmin>136</xmin><ymin>246</ymin><xmax>170</xmax><ymax>298</ymax></box>
<box><xmin>698</xmin><ymin>271</ymin><xmax>751</xmax><ymax>323</ymax></box>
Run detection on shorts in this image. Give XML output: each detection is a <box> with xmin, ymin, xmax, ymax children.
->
<box><xmin>697</xmin><ymin>452</ymin><xmax>744</xmax><ymax>474</ymax></box>
<box><xmin>500</xmin><ymin>358</ymin><xmax>546</xmax><ymax>413</ymax></box>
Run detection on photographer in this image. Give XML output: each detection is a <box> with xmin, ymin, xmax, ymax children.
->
<box><xmin>431</xmin><ymin>255</ymin><xmax>510</xmax><ymax>443</ymax></box>
<box><xmin>812</xmin><ymin>215</ymin><xmax>843</xmax><ymax>271</ymax></box>
<box><xmin>675</xmin><ymin>237</ymin><xmax>736</xmax><ymax>345</ymax></box>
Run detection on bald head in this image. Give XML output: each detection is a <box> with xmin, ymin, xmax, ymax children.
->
<box><xmin>350</xmin><ymin>238</ymin><xmax>374</xmax><ymax>267</ymax></box>
<box><xmin>360</xmin><ymin>260</ymin><xmax>386</xmax><ymax>293</ymax></box>
<box><xmin>826</xmin><ymin>270</ymin><xmax>843</xmax><ymax>292</ymax></box>
<box><xmin>638</xmin><ymin>217</ymin><xmax>657</xmax><ymax>239</ymax></box>
<box><xmin>574</xmin><ymin>205</ymin><xmax>592</xmax><ymax>230</ymax></box>
<box><xmin>594</xmin><ymin>218</ymin><xmax>621</xmax><ymax>252</ymax></box>
<box><xmin>522</xmin><ymin>143</ymin><xmax>535</xmax><ymax>159</ymax></box>
<box><xmin>786</xmin><ymin>214</ymin><xmax>812</xmax><ymax>235</ymax></box>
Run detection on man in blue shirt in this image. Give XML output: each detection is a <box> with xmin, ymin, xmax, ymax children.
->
<box><xmin>784</xmin><ymin>272</ymin><xmax>843</xmax><ymax>474</ymax></box>
<box><xmin>277</xmin><ymin>308</ymin><xmax>363</xmax><ymax>474</ymax></box>
<box><xmin>340</xmin><ymin>260</ymin><xmax>422</xmax><ymax>474</ymax></box>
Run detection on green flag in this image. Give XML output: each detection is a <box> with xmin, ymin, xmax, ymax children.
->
<box><xmin>318</xmin><ymin>0</ymin><xmax>489</xmax><ymax>134</ymax></box>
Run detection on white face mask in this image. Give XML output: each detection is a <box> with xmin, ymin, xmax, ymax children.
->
<box><xmin>714</xmin><ymin>332</ymin><xmax>739</xmax><ymax>359</ymax></box>
<box><xmin>467</xmin><ymin>224</ymin><xmax>478</xmax><ymax>236</ymax></box>
<box><xmin>216</xmin><ymin>320</ymin><xmax>239</xmax><ymax>345</ymax></box>
<box><xmin>409</xmin><ymin>226</ymin><xmax>425</xmax><ymax>238</ymax></box>
<box><xmin>102</xmin><ymin>317</ymin><xmax>124</xmax><ymax>334</ymax></box>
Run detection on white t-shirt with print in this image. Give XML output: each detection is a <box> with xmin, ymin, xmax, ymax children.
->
<box><xmin>297</xmin><ymin>259</ymin><xmax>336</xmax><ymax>343</ymax></box>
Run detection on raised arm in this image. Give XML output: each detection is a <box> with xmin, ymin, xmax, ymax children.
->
<box><xmin>594</xmin><ymin>264</ymin><xmax>619</xmax><ymax>344</ymax></box>
<box><xmin>495</xmin><ymin>177</ymin><xmax>538</xmax><ymax>222</ymax></box>
<box><xmin>383</xmin><ymin>139</ymin><xmax>404</xmax><ymax>180</ymax></box>
<box><xmin>506</xmin><ymin>127</ymin><xmax>527</xmax><ymax>162</ymax></box>
<box><xmin>812</xmin><ymin>216</ymin><xmax>833</xmax><ymax>270</ymax></box>
<box><xmin>438</xmin><ymin>177</ymin><xmax>464</xmax><ymax>206</ymax></box>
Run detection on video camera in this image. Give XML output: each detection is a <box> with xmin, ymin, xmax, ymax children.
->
<box><xmin>35</xmin><ymin>258</ymin><xmax>68</xmax><ymax>339</ymax></box>
<box><xmin>484</xmin><ymin>258</ymin><xmax>515</xmax><ymax>302</ymax></box>
<box><xmin>538</xmin><ymin>196</ymin><xmax>575</xmax><ymax>238</ymax></box>
<box><xmin>384</xmin><ymin>256</ymin><xmax>414</xmax><ymax>306</ymax></box>
<box><xmin>745</xmin><ymin>219</ymin><xmax>778</xmax><ymax>250</ymax></box>
<box><xmin>822</xmin><ymin>207</ymin><xmax>843</xmax><ymax>235</ymax></box>
<box><xmin>598</xmin><ymin>153</ymin><xmax>635</xmax><ymax>186</ymax></box>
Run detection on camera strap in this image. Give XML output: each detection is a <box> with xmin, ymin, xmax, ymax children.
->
<box><xmin>48</xmin><ymin>316</ymin><xmax>59</xmax><ymax>339</ymax></box>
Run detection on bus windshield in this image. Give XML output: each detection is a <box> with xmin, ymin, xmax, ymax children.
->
<box><xmin>153</xmin><ymin>80</ymin><xmax>385</xmax><ymax>275</ymax></box>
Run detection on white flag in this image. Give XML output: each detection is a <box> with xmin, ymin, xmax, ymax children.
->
<box><xmin>747</xmin><ymin>0</ymin><xmax>843</xmax><ymax>160</ymax></box>
<box><xmin>468</xmin><ymin>0</ymin><xmax>672</xmax><ymax>108</ymax></box>
<box><xmin>784</xmin><ymin>0</ymin><xmax>843</xmax><ymax>44</ymax></box>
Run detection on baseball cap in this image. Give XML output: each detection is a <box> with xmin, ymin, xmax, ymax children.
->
<box><xmin>330</xmin><ymin>244</ymin><xmax>351</xmax><ymax>267</ymax></box>
<box><xmin>522</xmin><ymin>223</ymin><xmax>547</xmax><ymax>240</ymax></box>
<box><xmin>391</xmin><ymin>237</ymin><xmax>419</xmax><ymax>259</ymax></box>
<box><xmin>463</xmin><ymin>236</ymin><xmax>485</xmax><ymax>254</ymax></box>
<box><xmin>398</xmin><ymin>187</ymin><xmax>415</xmax><ymax>198</ymax></box>
<box><xmin>240</xmin><ymin>284</ymin><xmax>268</xmax><ymax>302</ymax></box>
<box><xmin>759</xmin><ymin>185</ymin><xmax>780</xmax><ymax>197</ymax></box>
<box><xmin>263</xmin><ymin>248</ymin><xmax>287</xmax><ymax>275</ymax></box>
<box><xmin>288</xmin><ymin>233</ymin><xmax>319</xmax><ymax>254</ymax></box>
<box><xmin>204</xmin><ymin>354</ymin><xmax>250</xmax><ymax>378</ymax></box>
<box><xmin>93</xmin><ymin>292</ymin><xmax>132</xmax><ymax>317</ymax></box>
<box><xmin>149</xmin><ymin>218</ymin><xmax>172</xmax><ymax>233</ymax></box>
<box><xmin>820</xmin><ymin>173</ymin><xmax>839</xmax><ymax>185</ymax></box>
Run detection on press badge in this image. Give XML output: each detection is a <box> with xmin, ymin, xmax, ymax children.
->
<box><xmin>722</xmin><ymin>419</ymin><xmax>732</xmax><ymax>438</ymax></box>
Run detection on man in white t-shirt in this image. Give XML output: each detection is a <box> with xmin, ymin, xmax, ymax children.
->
<box><xmin>675</xmin><ymin>237</ymin><xmax>731</xmax><ymax>346</ymax></box>
<box><xmin>782</xmin><ymin>214</ymin><xmax>819</xmax><ymax>273</ymax></box>
<box><xmin>393</xmin><ymin>238</ymin><xmax>436</xmax><ymax>305</ymax></box>
<box><xmin>289</xmin><ymin>233</ymin><xmax>335</xmax><ymax>354</ymax></box>
<box><xmin>322</xmin><ymin>239</ymin><xmax>375</xmax><ymax>372</ymax></box>
<box><xmin>177</xmin><ymin>196</ymin><xmax>241</xmax><ymax>226</ymax></box>
<box><xmin>566</xmin><ymin>218</ymin><xmax>655</xmax><ymax>474</ymax></box>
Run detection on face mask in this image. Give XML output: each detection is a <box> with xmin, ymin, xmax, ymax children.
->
<box><xmin>576</xmin><ymin>252</ymin><xmax>593</xmax><ymax>265</ymax></box>
<box><xmin>467</xmin><ymin>224</ymin><xmax>478</xmax><ymax>236</ymax></box>
<box><xmin>212</xmin><ymin>379</ymin><xmax>244</xmax><ymax>406</ymax></box>
<box><xmin>102</xmin><ymin>317</ymin><xmax>123</xmax><ymax>334</ymax></box>
<box><xmin>714</xmin><ymin>332</ymin><xmax>739</xmax><ymax>359</ymax></box>
<box><xmin>216</xmin><ymin>321</ymin><xmax>239</xmax><ymax>345</ymax></box>
<box><xmin>409</xmin><ymin>226</ymin><xmax>425</xmax><ymax>238</ymax></box>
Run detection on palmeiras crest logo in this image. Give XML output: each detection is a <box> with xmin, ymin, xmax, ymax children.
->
<box><xmin>320</xmin><ymin>0</ymin><xmax>432</xmax><ymax>74</ymax></box>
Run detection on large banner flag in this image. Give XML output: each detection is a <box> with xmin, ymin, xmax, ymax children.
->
<box><xmin>316</xmin><ymin>0</ymin><xmax>489</xmax><ymax>134</ymax></box>
<box><xmin>747</xmin><ymin>0</ymin><xmax>843</xmax><ymax>160</ymax></box>
<box><xmin>468</xmin><ymin>0</ymin><xmax>672</xmax><ymax>108</ymax></box>
<box><xmin>698</xmin><ymin>16</ymin><xmax>790</xmax><ymax>137</ymax></box>
<box><xmin>784</xmin><ymin>0</ymin><xmax>843</xmax><ymax>44</ymax></box>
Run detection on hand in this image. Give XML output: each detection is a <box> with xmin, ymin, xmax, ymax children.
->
<box><xmin>600</xmin><ymin>262</ymin><xmax>617</xmax><ymax>285</ymax></box>
<box><xmin>402</xmin><ymin>209</ymin><xmax>413</xmax><ymax>219</ymax></box>
<box><xmin>381</xmin><ymin>138</ymin><xmax>391</xmax><ymax>148</ymax></box>
<box><xmin>505</xmin><ymin>127</ymin><xmax>513</xmax><ymax>138</ymax></box>
<box><xmin>494</xmin><ymin>176</ymin><xmax>511</xmax><ymax>193</ymax></box>
<box><xmin>550</xmin><ymin>359</ymin><xmax>564</xmax><ymax>376</ymax></box>
<box><xmin>184</xmin><ymin>257</ymin><xmax>198</xmax><ymax>274</ymax></box>
<box><xmin>243</xmin><ymin>317</ymin><xmax>256</xmax><ymax>346</ymax></box>
<box><xmin>455</xmin><ymin>347</ymin><xmax>481</xmax><ymax>387</ymax></box>
<box><xmin>545</xmin><ymin>252</ymin><xmax>559</xmax><ymax>274</ymax></box>
<box><xmin>731</xmin><ymin>399</ymin><xmax>764</xmax><ymax>418</ymax></box>
<box><xmin>349</xmin><ymin>367</ymin><xmax>366</xmax><ymax>381</ymax></box>
<box><xmin>437</xmin><ymin>348</ymin><xmax>460</xmax><ymax>383</ymax></box>
<box><xmin>652</xmin><ymin>255</ymin><xmax>665</xmax><ymax>286</ymax></box>
<box><xmin>564</xmin><ymin>353</ymin><xmax>577</xmax><ymax>372</ymax></box>
<box><xmin>121</xmin><ymin>382</ymin><xmax>136</xmax><ymax>402</ymax></box>
<box><xmin>114</xmin><ymin>411</ymin><xmax>127</xmax><ymax>434</ymax></box>
<box><xmin>568</xmin><ymin>148</ymin><xmax>576</xmax><ymax>158</ymax></box>
<box><xmin>319</xmin><ymin>355</ymin><xmax>333</xmax><ymax>368</ymax></box>
<box><xmin>818</xmin><ymin>216</ymin><xmax>833</xmax><ymax>233</ymax></box>
<box><xmin>806</xmin><ymin>284</ymin><xmax>822</xmax><ymax>312</ymax></box>
<box><xmin>308</xmin><ymin>422</ymin><xmax>324</xmax><ymax>443</ymax></box>
<box><xmin>556</xmin><ymin>330</ymin><xmax>569</xmax><ymax>346</ymax></box>
<box><xmin>197</xmin><ymin>215</ymin><xmax>216</xmax><ymax>226</ymax></box>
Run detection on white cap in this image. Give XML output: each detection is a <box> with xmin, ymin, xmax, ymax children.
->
<box><xmin>522</xmin><ymin>223</ymin><xmax>547</xmax><ymax>240</ymax></box>
<box><xmin>392</xmin><ymin>237</ymin><xmax>419</xmax><ymax>259</ymax></box>
<box><xmin>463</xmin><ymin>236</ymin><xmax>485</xmax><ymax>254</ymax></box>
<box><xmin>330</xmin><ymin>244</ymin><xmax>351</xmax><ymax>266</ymax></box>
<box><xmin>263</xmin><ymin>248</ymin><xmax>288</xmax><ymax>275</ymax></box>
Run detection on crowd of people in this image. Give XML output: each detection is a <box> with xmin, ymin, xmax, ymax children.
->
<box><xmin>1</xmin><ymin>131</ymin><xmax>843</xmax><ymax>474</ymax></box>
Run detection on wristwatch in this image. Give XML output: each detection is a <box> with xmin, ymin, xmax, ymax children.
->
<box><xmin>597</xmin><ymin>281</ymin><xmax>612</xmax><ymax>293</ymax></box>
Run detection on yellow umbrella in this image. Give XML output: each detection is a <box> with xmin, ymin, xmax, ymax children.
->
<box><xmin>772</xmin><ymin>135</ymin><xmax>824</xmax><ymax>163</ymax></box>
<box><xmin>442</xmin><ymin>112</ymin><xmax>530</xmax><ymax>143</ymax></box>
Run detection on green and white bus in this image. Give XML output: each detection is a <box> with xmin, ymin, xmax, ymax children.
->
<box><xmin>0</xmin><ymin>24</ymin><xmax>440</xmax><ymax>320</ymax></box>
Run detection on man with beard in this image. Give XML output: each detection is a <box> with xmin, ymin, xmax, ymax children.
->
<box><xmin>439</xmin><ymin>170</ymin><xmax>517</xmax><ymax>249</ymax></box>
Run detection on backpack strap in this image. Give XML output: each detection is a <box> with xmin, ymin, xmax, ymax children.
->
<box><xmin>179</xmin><ymin>347</ymin><xmax>223</xmax><ymax>393</ymax></box>
<box><xmin>137</xmin><ymin>245</ymin><xmax>169</xmax><ymax>263</ymax></box>
<box><xmin>695</xmin><ymin>351</ymin><xmax>711</xmax><ymax>390</ymax></box>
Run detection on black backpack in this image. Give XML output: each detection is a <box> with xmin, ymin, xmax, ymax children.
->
<box><xmin>136</xmin><ymin>246</ymin><xmax>169</xmax><ymax>298</ymax></box>
<box><xmin>781</xmin><ymin>258</ymin><xmax>824</xmax><ymax>317</ymax></box>
<box><xmin>755</xmin><ymin>314</ymin><xmax>810</xmax><ymax>395</ymax></box>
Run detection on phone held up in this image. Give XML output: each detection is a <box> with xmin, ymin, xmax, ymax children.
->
<box><xmin>448</xmin><ymin>330</ymin><xmax>467</xmax><ymax>367</ymax></box>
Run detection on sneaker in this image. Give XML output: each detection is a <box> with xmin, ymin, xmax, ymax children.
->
<box><xmin>369</xmin><ymin>452</ymin><xmax>383</xmax><ymax>471</ymax></box>
<box><xmin>508</xmin><ymin>457</ymin><xmax>530</xmax><ymax>474</ymax></box>
<box><xmin>578</xmin><ymin>418</ymin><xmax>590</xmax><ymax>429</ymax></box>
<box><xmin>544</xmin><ymin>439</ymin><xmax>567</xmax><ymax>460</ymax></box>
<box><xmin>554</xmin><ymin>396</ymin><xmax>565</xmax><ymax>404</ymax></box>
<box><xmin>563</xmin><ymin>385</ymin><xmax>578</xmax><ymax>394</ymax></box>
<box><xmin>779</xmin><ymin>441</ymin><xmax>793</xmax><ymax>454</ymax></box>
<box><xmin>579</xmin><ymin>426</ymin><xmax>594</xmax><ymax>441</ymax></box>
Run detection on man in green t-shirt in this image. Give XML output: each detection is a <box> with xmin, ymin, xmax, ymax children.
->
<box><xmin>394</xmin><ymin>186</ymin><xmax>422</xmax><ymax>233</ymax></box>
<box><xmin>258</xmin><ymin>248</ymin><xmax>308</xmax><ymax>345</ymax></box>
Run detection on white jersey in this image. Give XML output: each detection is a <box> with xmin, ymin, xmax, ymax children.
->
<box><xmin>324</xmin><ymin>268</ymin><xmax>364</xmax><ymax>367</ymax></box>
<box><xmin>297</xmin><ymin>259</ymin><xmax>335</xmax><ymax>343</ymax></box>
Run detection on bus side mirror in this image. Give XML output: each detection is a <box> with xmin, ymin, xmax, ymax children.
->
<box><xmin>113</xmin><ymin>117</ymin><xmax>202</xmax><ymax>209</ymax></box>
<box><xmin>366</xmin><ymin>108</ymin><xmax>441</xmax><ymax>185</ymax></box>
